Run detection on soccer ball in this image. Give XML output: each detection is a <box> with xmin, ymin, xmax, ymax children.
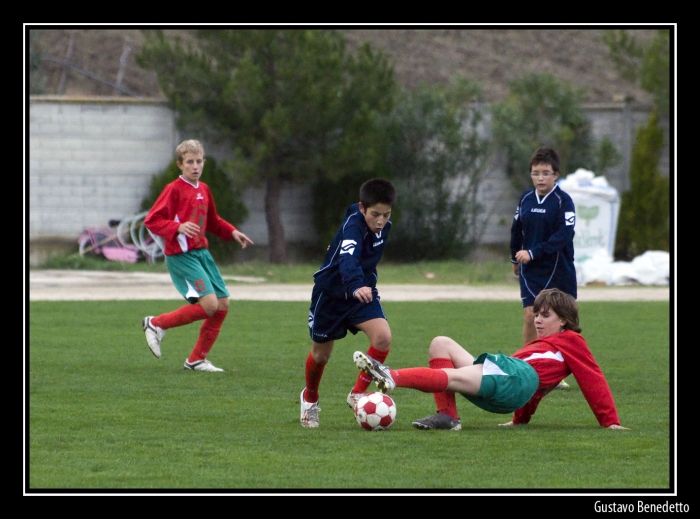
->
<box><xmin>354</xmin><ymin>392</ymin><xmax>397</xmax><ymax>431</ymax></box>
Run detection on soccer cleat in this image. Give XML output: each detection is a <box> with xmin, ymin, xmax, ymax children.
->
<box><xmin>346</xmin><ymin>391</ymin><xmax>365</xmax><ymax>409</ymax></box>
<box><xmin>555</xmin><ymin>379</ymin><xmax>570</xmax><ymax>390</ymax></box>
<box><xmin>300</xmin><ymin>389</ymin><xmax>321</xmax><ymax>428</ymax></box>
<box><xmin>142</xmin><ymin>316</ymin><xmax>165</xmax><ymax>358</ymax></box>
<box><xmin>353</xmin><ymin>351</ymin><xmax>396</xmax><ymax>394</ymax></box>
<box><xmin>412</xmin><ymin>412</ymin><xmax>462</xmax><ymax>431</ymax></box>
<box><xmin>183</xmin><ymin>359</ymin><xmax>224</xmax><ymax>372</ymax></box>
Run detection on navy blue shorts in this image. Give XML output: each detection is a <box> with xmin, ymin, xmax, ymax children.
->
<box><xmin>308</xmin><ymin>285</ymin><xmax>386</xmax><ymax>343</ymax></box>
<box><xmin>519</xmin><ymin>272</ymin><xmax>577</xmax><ymax>307</ymax></box>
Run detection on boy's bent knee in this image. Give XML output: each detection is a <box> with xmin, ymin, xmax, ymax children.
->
<box><xmin>199</xmin><ymin>293</ymin><xmax>219</xmax><ymax>316</ymax></box>
<box><xmin>372</xmin><ymin>333</ymin><xmax>392</xmax><ymax>350</ymax></box>
<box><xmin>429</xmin><ymin>336</ymin><xmax>458</xmax><ymax>357</ymax></box>
<box><xmin>430</xmin><ymin>336</ymin><xmax>452</xmax><ymax>348</ymax></box>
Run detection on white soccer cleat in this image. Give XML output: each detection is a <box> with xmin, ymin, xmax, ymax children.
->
<box><xmin>346</xmin><ymin>391</ymin><xmax>365</xmax><ymax>409</ymax></box>
<box><xmin>142</xmin><ymin>316</ymin><xmax>165</xmax><ymax>358</ymax></box>
<box><xmin>183</xmin><ymin>359</ymin><xmax>224</xmax><ymax>372</ymax></box>
<box><xmin>300</xmin><ymin>389</ymin><xmax>321</xmax><ymax>428</ymax></box>
<box><xmin>353</xmin><ymin>351</ymin><xmax>396</xmax><ymax>394</ymax></box>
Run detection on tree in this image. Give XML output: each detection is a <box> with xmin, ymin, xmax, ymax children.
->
<box><xmin>614</xmin><ymin>110</ymin><xmax>669</xmax><ymax>260</ymax></box>
<box><xmin>602</xmin><ymin>29</ymin><xmax>671</xmax><ymax>116</ymax></box>
<box><xmin>490</xmin><ymin>72</ymin><xmax>594</xmax><ymax>193</ymax></box>
<box><xmin>381</xmin><ymin>78</ymin><xmax>493</xmax><ymax>261</ymax></box>
<box><xmin>28</xmin><ymin>29</ymin><xmax>47</xmax><ymax>94</ymax></box>
<box><xmin>136</xmin><ymin>29</ymin><xmax>396</xmax><ymax>263</ymax></box>
<box><xmin>603</xmin><ymin>29</ymin><xmax>671</xmax><ymax>259</ymax></box>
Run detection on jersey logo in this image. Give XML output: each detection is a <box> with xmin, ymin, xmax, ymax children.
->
<box><xmin>531</xmin><ymin>208</ymin><xmax>546</xmax><ymax>213</ymax></box>
<box><xmin>565</xmin><ymin>211</ymin><xmax>576</xmax><ymax>226</ymax></box>
<box><xmin>522</xmin><ymin>351</ymin><xmax>565</xmax><ymax>362</ymax></box>
<box><xmin>373</xmin><ymin>239</ymin><xmax>384</xmax><ymax>247</ymax></box>
<box><xmin>340</xmin><ymin>239</ymin><xmax>357</xmax><ymax>255</ymax></box>
<box><xmin>197</xmin><ymin>193</ymin><xmax>204</xmax><ymax>200</ymax></box>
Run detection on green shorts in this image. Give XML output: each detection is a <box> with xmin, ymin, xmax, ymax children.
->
<box><xmin>165</xmin><ymin>248</ymin><xmax>229</xmax><ymax>303</ymax></box>
<box><xmin>461</xmin><ymin>352</ymin><xmax>539</xmax><ymax>414</ymax></box>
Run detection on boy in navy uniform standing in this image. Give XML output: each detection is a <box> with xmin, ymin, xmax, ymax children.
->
<box><xmin>300</xmin><ymin>178</ymin><xmax>397</xmax><ymax>428</ymax></box>
<box><xmin>510</xmin><ymin>147</ymin><xmax>577</xmax><ymax>389</ymax></box>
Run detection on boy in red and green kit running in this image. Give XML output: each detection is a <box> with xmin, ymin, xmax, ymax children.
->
<box><xmin>142</xmin><ymin>139</ymin><xmax>254</xmax><ymax>372</ymax></box>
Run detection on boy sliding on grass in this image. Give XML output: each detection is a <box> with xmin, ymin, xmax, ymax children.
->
<box><xmin>301</xmin><ymin>178</ymin><xmax>397</xmax><ymax>428</ymax></box>
<box><xmin>142</xmin><ymin>139</ymin><xmax>253</xmax><ymax>372</ymax></box>
<box><xmin>354</xmin><ymin>288</ymin><xmax>629</xmax><ymax>430</ymax></box>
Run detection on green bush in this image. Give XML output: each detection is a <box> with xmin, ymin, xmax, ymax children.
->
<box><xmin>381</xmin><ymin>79</ymin><xmax>492</xmax><ymax>261</ymax></box>
<box><xmin>140</xmin><ymin>156</ymin><xmax>249</xmax><ymax>264</ymax></box>
<box><xmin>615</xmin><ymin>110</ymin><xmax>670</xmax><ymax>260</ymax></box>
<box><xmin>491</xmin><ymin>72</ymin><xmax>594</xmax><ymax>192</ymax></box>
<box><xmin>591</xmin><ymin>136</ymin><xmax>622</xmax><ymax>177</ymax></box>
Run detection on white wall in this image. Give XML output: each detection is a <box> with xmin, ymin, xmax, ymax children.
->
<box><xmin>29</xmin><ymin>97</ymin><xmax>177</xmax><ymax>238</ymax></box>
<box><xmin>29</xmin><ymin>96</ymin><xmax>667</xmax><ymax>255</ymax></box>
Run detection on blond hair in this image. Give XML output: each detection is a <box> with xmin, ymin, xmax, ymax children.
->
<box><xmin>175</xmin><ymin>140</ymin><xmax>205</xmax><ymax>163</ymax></box>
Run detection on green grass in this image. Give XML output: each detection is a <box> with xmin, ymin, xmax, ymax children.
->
<box><xmin>34</xmin><ymin>253</ymin><xmax>519</xmax><ymax>285</ymax></box>
<box><xmin>28</xmin><ymin>299</ymin><xmax>671</xmax><ymax>492</ymax></box>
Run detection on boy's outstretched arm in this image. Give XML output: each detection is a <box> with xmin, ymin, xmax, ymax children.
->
<box><xmin>232</xmin><ymin>229</ymin><xmax>254</xmax><ymax>249</ymax></box>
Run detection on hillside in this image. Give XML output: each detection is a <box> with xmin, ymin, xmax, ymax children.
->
<box><xmin>29</xmin><ymin>27</ymin><xmax>659</xmax><ymax>105</ymax></box>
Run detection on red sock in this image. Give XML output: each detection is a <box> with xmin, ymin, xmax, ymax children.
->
<box><xmin>152</xmin><ymin>304</ymin><xmax>208</xmax><ymax>329</ymax></box>
<box><xmin>429</xmin><ymin>357</ymin><xmax>459</xmax><ymax>420</ymax></box>
<box><xmin>304</xmin><ymin>352</ymin><xmax>326</xmax><ymax>403</ymax></box>
<box><xmin>187</xmin><ymin>310</ymin><xmax>227</xmax><ymax>363</ymax></box>
<box><xmin>392</xmin><ymin>367</ymin><xmax>449</xmax><ymax>392</ymax></box>
<box><xmin>352</xmin><ymin>345</ymin><xmax>389</xmax><ymax>393</ymax></box>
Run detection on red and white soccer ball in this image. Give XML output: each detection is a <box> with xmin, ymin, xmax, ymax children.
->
<box><xmin>354</xmin><ymin>392</ymin><xmax>397</xmax><ymax>431</ymax></box>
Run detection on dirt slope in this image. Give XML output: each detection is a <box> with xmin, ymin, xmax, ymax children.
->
<box><xmin>30</xmin><ymin>27</ymin><xmax>658</xmax><ymax>105</ymax></box>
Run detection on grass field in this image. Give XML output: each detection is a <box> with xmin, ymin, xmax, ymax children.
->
<box><xmin>36</xmin><ymin>255</ymin><xmax>520</xmax><ymax>286</ymax></box>
<box><xmin>27</xmin><ymin>298</ymin><xmax>671</xmax><ymax>493</ymax></box>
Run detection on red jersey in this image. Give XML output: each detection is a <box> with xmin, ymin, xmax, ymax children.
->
<box><xmin>144</xmin><ymin>176</ymin><xmax>236</xmax><ymax>256</ymax></box>
<box><xmin>511</xmin><ymin>330</ymin><xmax>621</xmax><ymax>427</ymax></box>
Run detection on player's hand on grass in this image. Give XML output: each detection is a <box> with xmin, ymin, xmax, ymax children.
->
<box><xmin>233</xmin><ymin>230</ymin><xmax>254</xmax><ymax>249</ymax></box>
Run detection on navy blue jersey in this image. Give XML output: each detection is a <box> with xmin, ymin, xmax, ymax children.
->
<box><xmin>313</xmin><ymin>203</ymin><xmax>391</xmax><ymax>299</ymax></box>
<box><xmin>510</xmin><ymin>184</ymin><xmax>577</xmax><ymax>300</ymax></box>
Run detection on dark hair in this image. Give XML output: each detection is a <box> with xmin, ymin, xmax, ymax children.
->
<box><xmin>533</xmin><ymin>288</ymin><xmax>581</xmax><ymax>333</ymax></box>
<box><xmin>359</xmin><ymin>178</ymin><xmax>397</xmax><ymax>208</ymax></box>
<box><xmin>529</xmin><ymin>147</ymin><xmax>560</xmax><ymax>174</ymax></box>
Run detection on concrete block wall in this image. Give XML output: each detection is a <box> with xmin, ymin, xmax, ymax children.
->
<box><xmin>29</xmin><ymin>97</ymin><xmax>178</xmax><ymax>238</ymax></box>
<box><xmin>29</xmin><ymin>96</ymin><xmax>668</xmax><ymax>259</ymax></box>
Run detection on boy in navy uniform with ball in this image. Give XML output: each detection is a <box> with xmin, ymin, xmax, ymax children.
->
<box><xmin>300</xmin><ymin>178</ymin><xmax>397</xmax><ymax>428</ymax></box>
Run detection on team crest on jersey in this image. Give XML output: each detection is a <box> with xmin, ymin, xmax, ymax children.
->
<box><xmin>197</xmin><ymin>193</ymin><xmax>204</xmax><ymax>200</ymax></box>
<box><xmin>340</xmin><ymin>239</ymin><xmax>357</xmax><ymax>255</ymax></box>
<box><xmin>565</xmin><ymin>212</ymin><xmax>576</xmax><ymax>225</ymax></box>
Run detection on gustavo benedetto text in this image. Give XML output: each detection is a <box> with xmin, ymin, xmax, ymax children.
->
<box><xmin>594</xmin><ymin>501</ymin><xmax>689</xmax><ymax>513</ymax></box>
